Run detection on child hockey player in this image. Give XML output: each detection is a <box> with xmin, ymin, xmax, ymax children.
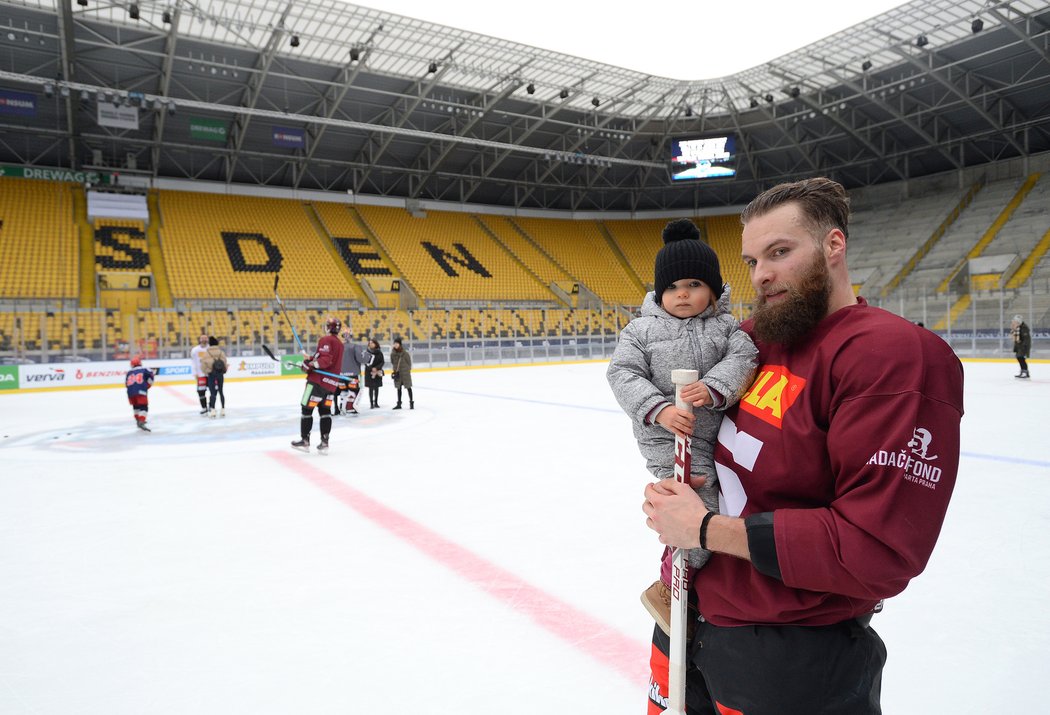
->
<box><xmin>607</xmin><ymin>219</ymin><xmax>757</xmax><ymax>635</ymax></box>
<box><xmin>125</xmin><ymin>354</ymin><xmax>155</xmax><ymax>432</ymax></box>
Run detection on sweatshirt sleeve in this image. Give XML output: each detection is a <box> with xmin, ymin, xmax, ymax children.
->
<box><xmin>606</xmin><ymin>322</ymin><xmax>667</xmax><ymax>425</ymax></box>
<box><xmin>700</xmin><ymin>319</ymin><xmax>758</xmax><ymax>409</ymax></box>
<box><xmin>774</xmin><ymin>330</ymin><xmax>964</xmax><ymax>600</ymax></box>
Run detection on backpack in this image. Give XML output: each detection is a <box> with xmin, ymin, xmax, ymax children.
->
<box><xmin>211</xmin><ymin>357</ymin><xmax>227</xmax><ymax>375</ymax></box>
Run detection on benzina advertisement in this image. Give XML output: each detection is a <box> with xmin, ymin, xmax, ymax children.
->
<box><xmin>10</xmin><ymin>358</ymin><xmax>281</xmax><ymax>391</ymax></box>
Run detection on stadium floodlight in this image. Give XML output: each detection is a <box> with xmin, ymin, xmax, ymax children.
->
<box><xmin>559</xmin><ymin>88</ymin><xmax>569</xmax><ymax>99</ymax></box>
<box><xmin>428</xmin><ymin>61</ymin><xmax>438</xmax><ymax>73</ymax></box>
<box><xmin>789</xmin><ymin>86</ymin><xmax>801</xmax><ymax>98</ymax></box>
<box><xmin>764</xmin><ymin>93</ymin><xmax>774</xmax><ymax>103</ymax></box>
<box><xmin>290</xmin><ymin>35</ymin><xmax>300</xmax><ymax>48</ymax></box>
<box><xmin>862</xmin><ymin>60</ymin><xmax>873</xmax><ymax>72</ymax></box>
<box><xmin>349</xmin><ymin>47</ymin><xmax>360</xmax><ymax>62</ymax></box>
<box><xmin>129</xmin><ymin>4</ymin><xmax>139</xmax><ymax>20</ymax></box>
<box><xmin>526</xmin><ymin>83</ymin><xmax>535</xmax><ymax>94</ymax></box>
<box><xmin>971</xmin><ymin>18</ymin><xmax>983</xmax><ymax>33</ymax></box>
<box><xmin>76</xmin><ymin>0</ymin><xmax>87</xmax><ymax>5</ymax></box>
<box><xmin>162</xmin><ymin>9</ymin><xmax>172</xmax><ymax>24</ymax></box>
<box><xmin>915</xmin><ymin>34</ymin><xmax>928</xmax><ymax>47</ymax></box>
<box><xmin>749</xmin><ymin>97</ymin><xmax>759</xmax><ymax>108</ymax></box>
<box><xmin>591</xmin><ymin>97</ymin><xmax>600</xmax><ymax>107</ymax></box>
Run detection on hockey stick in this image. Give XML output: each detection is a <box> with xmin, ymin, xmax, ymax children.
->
<box><xmin>261</xmin><ymin>344</ymin><xmax>347</xmax><ymax>382</ymax></box>
<box><xmin>667</xmin><ymin>368</ymin><xmax>698</xmax><ymax>715</ymax></box>
<box><xmin>273</xmin><ymin>273</ymin><xmax>307</xmax><ymax>353</ymax></box>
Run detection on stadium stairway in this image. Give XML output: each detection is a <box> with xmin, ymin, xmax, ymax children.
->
<box><xmin>937</xmin><ymin>173</ymin><xmax>1042</xmax><ymax>293</ymax></box>
<box><xmin>75</xmin><ymin>187</ymin><xmax>95</xmax><ymax>308</ymax></box>
<box><xmin>880</xmin><ymin>180</ymin><xmax>983</xmax><ymax>299</ymax></box>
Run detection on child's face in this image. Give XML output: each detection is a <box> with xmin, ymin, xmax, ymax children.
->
<box><xmin>662</xmin><ymin>278</ymin><xmax>714</xmax><ymax>319</ymax></box>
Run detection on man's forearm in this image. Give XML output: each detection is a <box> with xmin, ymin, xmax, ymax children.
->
<box><xmin>705</xmin><ymin>515</ymin><xmax>751</xmax><ymax>561</ymax></box>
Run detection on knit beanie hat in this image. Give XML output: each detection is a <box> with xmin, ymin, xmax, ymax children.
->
<box><xmin>654</xmin><ymin>219</ymin><xmax>723</xmax><ymax>303</ymax></box>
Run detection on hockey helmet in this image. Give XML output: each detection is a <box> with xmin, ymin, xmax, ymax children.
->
<box><xmin>130</xmin><ymin>354</ymin><xmax>143</xmax><ymax>367</ymax></box>
<box><xmin>326</xmin><ymin>316</ymin><xmax>342</xmax><ymax>334</ymax></box>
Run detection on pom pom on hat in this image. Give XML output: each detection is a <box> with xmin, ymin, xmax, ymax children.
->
<box><xmin>654</xmin><ymin>219</ymin><xmax>723</xmax><ymax>303</ymax></box>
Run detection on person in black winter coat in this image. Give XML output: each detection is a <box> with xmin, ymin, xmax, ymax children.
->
<box><xmin>364</xmin><ymin>338</ymin><xmax>385</xmax><ymax>408</ymax></box>
<box><xmin>390</xmin><ymin>337</ymin><xmax>414</xmax><ymax>409</ymax></box>
<box><xmin>1011</xmin><ymin>314</ymin><xmax>1031</xmax><ymax>379</ymax></box>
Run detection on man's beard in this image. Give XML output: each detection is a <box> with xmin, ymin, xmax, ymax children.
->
<box><xmin>750</xmin><ymin>251</ymin><xmax>832</xmax><ymax>345</ymax></box>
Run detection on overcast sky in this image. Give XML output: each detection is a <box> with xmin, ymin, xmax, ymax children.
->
<box><xmin>354</xmin><ymin>0</ymin><xmax>914</xmax><ymax>78</ymax></box>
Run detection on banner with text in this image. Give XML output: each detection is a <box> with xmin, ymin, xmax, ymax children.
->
<box><xmin>15</xmin><ymin>358</ymin><xmax>282</xmax><ymax>390</ymax></box>
<box><xmin>190</xmin><ymin>117</ymin><xmax>228</xmax><ymax>142</ymax></box>
<box><xmin>0</xmin><ymin>365</ymin><xmax>18</xmax><ymax>390</ymax></box>
<box><xmin>0</xmin><ymin>163</ymin><xmax>114</xmax><ymax>184</ymax></box>
<box><xmin>0</xmin><ymin>89</ymin><xmax>36</xmax><ymax>117</ymax></box>
<box><xmin>97</xmin><ymin>103</ymin><xmax>140</xmax><ymax>130</ymax></box>
<box><xmin>272</xmin><ymin>126</ymin><xmax>305</xmax><ymax>149</ymax></box>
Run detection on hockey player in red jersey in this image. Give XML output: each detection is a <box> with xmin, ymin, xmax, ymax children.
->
<box><xmin>125</xmin><ymin>355</ymin><xmax>155</xmax><ymax>432</ymax></box>
<box><xmin>291</xmin><ymin>316</ymin><xmax>345</xmax><ymax>454</ymax></box>
<box><xmin>643</xmin><ymin>178</ymin><xmax>964</xmax><ymax>714</ymax></box>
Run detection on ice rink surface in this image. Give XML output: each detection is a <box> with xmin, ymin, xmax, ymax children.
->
<box><xmin>1</xmin><ymin>359</ymin><xmax>1047</xmax><ymax>714</ymax></box>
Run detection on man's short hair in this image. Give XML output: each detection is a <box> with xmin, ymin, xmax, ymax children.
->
<box><xmin>740</xmin><ymin>177</ymin><xmax>851</xmax><ymax>240</ymax></box>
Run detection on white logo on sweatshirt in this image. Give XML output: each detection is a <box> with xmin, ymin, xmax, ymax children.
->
<box><xmin>868</xmin><ymin>426</ymin><xmax>942</xmax><ymax>490</ymax></box>
<box><xmin>908</xmin><ymin>427</ymin><xmax>938</xmax><ymax>461</ymax></box>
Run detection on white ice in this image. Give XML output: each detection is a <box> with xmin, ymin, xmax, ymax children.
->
<box><xmin>0</xmin><ymin>360</ymin><xmax>1046</xmax><ymax>714</ymax></box>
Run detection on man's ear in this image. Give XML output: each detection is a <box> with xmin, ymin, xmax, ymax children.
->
<box><xmin>825</xmin><ymin>228</ymin><xmax>847</xmax><ymax>261</ymax></box>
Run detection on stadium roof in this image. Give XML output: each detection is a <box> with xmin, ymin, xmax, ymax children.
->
<box><xmin>1</xmin><ymin>0</ymin><xmax>1049</xmax><ymax>211</ymax></box>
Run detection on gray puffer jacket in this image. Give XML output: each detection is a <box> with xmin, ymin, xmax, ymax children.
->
<box><xmin>607</xmin><ymin>287</ymin><xmax>757</xmax><ymax>483</ymax></box>
<box><xmin>608</xmin><ymin>287</ymin><xmax>757</xmax><ymax>568</ymax></box>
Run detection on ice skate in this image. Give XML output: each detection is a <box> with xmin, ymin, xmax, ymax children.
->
<box><xmin>317</xmin><ymin>439</ymin><xmax>329</xmax><ymax>454</ymax></box>
<box><xmin>393</xmin><ymin>403</ymin><xmax>402</xmax><ymax>410</ymax></box>
<box><xmin>220</xmin><ymin>408</ymin><xmax>225</xmax><ymax>417</ymax></box>
<box><xmin>1017</xmin><ymin>370</ymin><xmax>1030</xmax><ymax>379</ymax></box>
<box><xmin>200</xmin><ymin>408</ymin><xmax>209</xmax><ymax>415</ymax></box>
<box><xmin>136</xmin><ymin>421</ymin><xmax>151</xmax><ymax>433</ymax></box>
<box><xmin>209</xmin><ymin>408</ymin><xmax>217</xmax><ymax>418</ymax></box>
<box><xmin>410</xmin><ymin>401</ymin><xmax>414</xmax><ymax>409</ymax></box>
<box><xmin>291</xmin><ymin>438</ymin><xmax>310</xmax><ymax>452</ymax></box>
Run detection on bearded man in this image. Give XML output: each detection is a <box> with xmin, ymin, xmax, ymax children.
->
<box><xmin>643</xmin><ymin>178</ymin><xmax>964</xmax><ymax>714</ymax></box>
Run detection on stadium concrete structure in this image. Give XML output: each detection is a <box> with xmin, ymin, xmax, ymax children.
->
<box><xmin>0</xmin><ymin>0</ymin><xmax>1049</xmax><ymax>364</ymax></box>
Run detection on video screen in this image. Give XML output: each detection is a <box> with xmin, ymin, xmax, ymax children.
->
<box><xmin>670</xmin><ymin>135</ymin><xmax>737</xmax><ymax>181</ymax></box>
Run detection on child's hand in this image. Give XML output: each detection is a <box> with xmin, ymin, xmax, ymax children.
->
<box><xmin>655</xmin><ymin>406</ymin><xmax>695</xmax><ymax>439</ymax></box>
<box><xmin>680</xmin><ymin>380</ymin><xmax>712</xmax><ymax>408</ymax></box>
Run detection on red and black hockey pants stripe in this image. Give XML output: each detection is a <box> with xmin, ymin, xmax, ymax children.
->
<box><xmin>300</xmin><ymin>383</ymin><xmax>335</xmax><ymax>441</ymax></box>
<box><xmin>648</xmin><ymin>616</ymin><xmax>886</xmax><ymax>715</ymax></box>
<box><xmin>128</xmin><ymin>394</ymin><xmax>149</xmax><ymax>424</ymax></box>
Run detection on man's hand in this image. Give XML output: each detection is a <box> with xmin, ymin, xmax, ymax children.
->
<box><xmin>679</xmin><ymin>380</ymin><xmax>712</xmax><ymax>408</ymax></box>
<box><xmin>655</xmin><ymin>405</ymin><xmax>695</xmax><ymax>439</ymax></box>
<box><xmin>642</xmin><ymin>479</ymin><xmax>707</xmax><ymax>549</ymax></box>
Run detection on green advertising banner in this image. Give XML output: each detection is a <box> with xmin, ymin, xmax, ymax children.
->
<box><xmin>0</xmin><ymin>364</ymin><xmax>19</xmax><ymax>390</ymax></box>
<box><xmin>0</xmin><ymin>163</ymin><xmax>114</xmax><ymax>184</ymax></box>
<box><xmin>280</xmin><ymin>356</ymin><xmax>303</xmax><ymax>376</ymax></box>
<box><xmin>190</xmin><ymin>117</ymin><xmax>228</xmax><ymax>142</ymax></box>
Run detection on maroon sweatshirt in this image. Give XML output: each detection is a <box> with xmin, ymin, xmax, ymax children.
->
<box><xmin>699</xmin><ymin>298</ymin><xmax>964</xmax><ymax>626</ymax></box>
<box><xmin>306</xmin><ymin>334</ymin><xmax>345</xmax><ymax>392</ymax></box>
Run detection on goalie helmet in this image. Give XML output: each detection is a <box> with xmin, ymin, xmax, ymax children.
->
<box><xmin>130</xmin><ymin>354</ymin><xmax>143</xmax><ymax>367</ymax></box>
<box><xmin>326</xmin><ymin>316</ymin><xmax>342</xmax><ymax>335</ymax></box>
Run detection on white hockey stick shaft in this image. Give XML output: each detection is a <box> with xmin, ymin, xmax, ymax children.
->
<box><xmin>667</xmin><ymin>368</ymin><xmax>698</xmax><ymax>715</ymax></box>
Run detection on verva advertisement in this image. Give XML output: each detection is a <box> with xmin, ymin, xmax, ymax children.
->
<box><xmin>13</xmin><ymin>358</ymin><xmax>281</xmax><ymax>390</ymax></box>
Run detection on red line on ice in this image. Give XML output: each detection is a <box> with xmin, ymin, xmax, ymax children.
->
<box><xmin>267</xmin><ymin>450</ymin><xmax>648</xmax><ymax>684</ymax></box>
<box><xmin>159</xmin><ymin>383</ymin><xmax>199</xmax><ymax>406</ymax></box>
